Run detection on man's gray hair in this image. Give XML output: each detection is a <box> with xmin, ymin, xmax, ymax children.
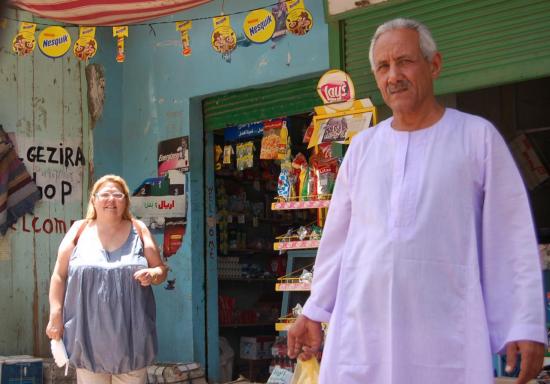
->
<box><xmin>368</xmin><ymin>18</ymin><xmax>438</xmax><ymax>71</ymax></box>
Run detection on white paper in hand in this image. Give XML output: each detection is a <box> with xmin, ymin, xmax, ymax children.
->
<box><xmin>50</xmin><ymin>339</ymin><xmax>69</xmax><ymax>376</ymax></box>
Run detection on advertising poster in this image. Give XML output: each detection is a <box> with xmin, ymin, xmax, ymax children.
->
<box><xmin>158</xmin><ymin>136</ymin><xmax>189</xmax><ymax>176</ymax></box>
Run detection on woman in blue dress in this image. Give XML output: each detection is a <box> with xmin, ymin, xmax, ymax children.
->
<box><xmin>46</xmin><ymin>174</ymin><xmax>168</xmax><ymax>384</ymax></box>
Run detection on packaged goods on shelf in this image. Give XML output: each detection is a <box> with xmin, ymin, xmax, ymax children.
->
<box><xmin>240</xmin><ymin>336</ymin><xmax>276</xmax><ymax>360</ymax></box>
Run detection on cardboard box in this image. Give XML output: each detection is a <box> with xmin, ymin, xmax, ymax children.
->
<box><xmin>240</xmin><ymin>336</ymin><xmax>275</xmax><ymax>360</ymax></box>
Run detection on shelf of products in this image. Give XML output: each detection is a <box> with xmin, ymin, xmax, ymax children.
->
<box><xmin>271</xmin><ymin>199</ymin><xmax>331</xmax><ymax>210</ymax></box>
<box><xmin>273</xmin><ymin>240</ymin><xmax>320</xmax><ymax>251</ymax></box>
<box><xmin>214</xmin><ymin>112</ymin><xmax>345</xmax><ymax>381</ymax></box>
<box><xmin>214</xmin><ymin>116</ymin><xmax>319</xmax><ymax>382</ymax></box>
<box><xmin>275</xmin><ymin>277</ymin><xmax>311</xmax><ymax>292</ymax></box>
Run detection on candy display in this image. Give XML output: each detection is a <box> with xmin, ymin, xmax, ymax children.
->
<box><xmin>215</xmin><ymin>113</ymin><xmax>340</xmax><ymax>381</ymax></box>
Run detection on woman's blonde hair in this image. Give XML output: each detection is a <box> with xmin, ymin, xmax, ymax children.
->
<box><xmin>85</xmin><ymin>174</ymin><xmax>133</xmax><ymax>220</ymax></box>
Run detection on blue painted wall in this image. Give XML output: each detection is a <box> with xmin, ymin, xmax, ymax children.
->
<box><xmin>93</xmin><ymin>0</ymin><xmax>329</xmax><ymax>378</ymax></box>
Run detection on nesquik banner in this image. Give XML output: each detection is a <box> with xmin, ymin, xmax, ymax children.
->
<box><xmin>176</xmin><ymin>20</ymin><xmax>192</xmax><ymax>56</ymax></box>
<box><xmin>12</xmin><ymin>22</ymin><xmax>36</xmax><ymax>56</ymax></box>
<box><xmin>113</xmin><ymin>26</ymin><xmax>128</xmax><ymax>63</ymax></box>
<box><xmin>285</xmin><ymin>0</ymin><xmax>313</xmax><ymax>36</ymax></box>
<box><xmin>211</xmin><ymin>15</ymin><xmax>236</xmax><ymax>61</ymax></box>
<box><xmin>73</xmin><ymin>26</ymin><xmax>97</xmax><ymax>61</ymax></box>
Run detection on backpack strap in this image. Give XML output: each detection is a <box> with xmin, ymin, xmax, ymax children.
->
<box><xmin>72</xmin><ymin>220</ymin><xmax>89</xmax><ymax>246</ymax></box>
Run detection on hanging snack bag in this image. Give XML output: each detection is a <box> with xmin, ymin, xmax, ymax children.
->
<box><xmin>318</xmin><ymin>142</ymin><xmax>333</xmax><ymax>159</ymax></box>
<box><xmin>243</xmin><ymin>141</ymin><xmax>255</xmax><ymax>169</ymax></box>
<box><xmin>278</xmin><ymin>120</ymin><xmax>291</xmax><ymax>160</ymax></box>
<box><xmin>314</xmin><ymin>157</ymin><xmax>339</xmax><ymax>199</ymax></box>
<box><xmin>310</xmin><ymin>225</ymin><xmax>322</xmax><ymax>240</ymax></box>
<box><xmin>277</xmin><ymin>169</ymin><xmax>292</xmax><ymax>201</ymax></box>
<box><xmin>236</xmin><ymin>143</ymin><xmax>245</xmax><ymax>171</ymax></box>
<box><xmin>303</xmin><ymin>121</ymin><xmax>314</xmax><ymax>144</ymax></box>
<box><xmin>292</xmin><ymin>153</ymin><xmax>307</xmax><ymax>198</ymax></box>
<box><xmin>260</xmin><ymin>119</ymin><xmax>283</xmax><ymax>160</ymax></box>
<box><xmin>297</xmin><ymin>226</ymin><xmax>309</xmax><ymax>241</ymax></box>
<box><xmin>277</xmin><ymin>159</ymin><xmax>294</xmax><ymax>201</ymax></box>
<box><xmin>299</xmin><ymin>165</ymin><xmax>313</xmax><ymax>201</ymax></box>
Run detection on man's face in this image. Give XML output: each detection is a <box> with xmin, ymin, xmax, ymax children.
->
<box><xmin>372</xmin><ymin>28</ymin><xmax>441</xmax><ymax>115</ymax></box>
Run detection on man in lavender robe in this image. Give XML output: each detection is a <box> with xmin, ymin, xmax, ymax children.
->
<box><xmin>288</xmin><ymin>18</ymin><xmax>546</xmax><ymax>384</ymax></box>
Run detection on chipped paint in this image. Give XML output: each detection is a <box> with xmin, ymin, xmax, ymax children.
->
<box><xmin>0</xmin><ymin>232</ymin><xmax>12</xmax><ymax>261</ymax></box>
<box><xmin>85</xmin><ymin>64</ymin><xmax>105</xmax><ymax>125</ymax></box>
<box><xmin>258</xmin><ymin>57</ymin><xmax>268</xmax><ymax>68</ymax></box>
<box><xmin>0</xmin><ymin>7</ymin><xmax>89</xmax><ymax>357</ymax></box>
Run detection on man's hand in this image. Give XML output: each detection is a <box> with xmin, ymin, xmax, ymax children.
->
<box><xmin>287</xmin><ymin>315</ymin><xmax>323</xmax><ymax>361</ymax></box>
<box><xmin>504</xmin><ymin>340</ymin><xmax>545</xmax><ymax>384</ymax></box>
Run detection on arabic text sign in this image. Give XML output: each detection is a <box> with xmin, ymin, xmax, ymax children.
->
<box><xmin>130</xmin><ymin>196</ymin><xmax>186</xmax><ymax>218</ymax></box>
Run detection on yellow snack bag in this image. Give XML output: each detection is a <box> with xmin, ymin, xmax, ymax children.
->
<box><xmin>291</xmin><ymin>357</ymin><xmax>319</xmax><ymax>384</ymax></box>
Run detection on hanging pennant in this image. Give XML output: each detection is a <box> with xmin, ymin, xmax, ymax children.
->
<box><xmin>73</xmin><ymin>26</ymin><xmax>98</xmax><ymax>61</ymax></box>
<box><xmin>211</xmin><ymin>15</ymin><xmax>236</xmax><ymax>60</ymax></box>
<box><xmin>113</xmin><ymin>26</ymin><xmax>128</xmax><ymax>63</ymax></box>
<box><xmin>38</xmin><ymin>26</ymin><xmax>71</xmax><ymax>58</ymax></box>
<box><xmin>176</xmin><ymin>21</ymin><xmax>192</xmax><ymax>56</ymax></box>
<box><xmin>12</xmin><ymin>22</ymin><xmax>36</xmax><ymax>56</ymax></box>
<box><xmin>285</xmin><ymin>0</ymin><xmax>313</xmax><ymax>36</ymax></box>
<box><xmin>243</xmin><ymin>9</ymin><xmax>275</xmax><ymax>43</ymax></box>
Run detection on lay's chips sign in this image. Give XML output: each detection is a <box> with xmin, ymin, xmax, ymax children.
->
<box><xmin>243</xmin><ymin>9</ymin><xmax>275</xmax><ymax>43</ymax></box>
<box><xmin>38</xmin><ymin>26</ymin><xmax>71</xmax><ymax>58</ymax></box>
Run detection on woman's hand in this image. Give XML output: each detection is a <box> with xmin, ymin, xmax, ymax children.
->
<box><xmin>134</xmin><ymin>268</ymin><xmax>160</xmax><ymax>286</ymax></box>
<box><xmin>46</xmin><ymin>312</ymin><xmax>63</xmax><ymax>340</ymax></box>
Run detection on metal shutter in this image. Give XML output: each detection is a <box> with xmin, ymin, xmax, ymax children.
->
<box><xmin>342</xmin><ymin>0</ymin><xmax>550</xmax><ymax>104</ymax></box>
<box><xmin>203</xmin><ymin>77</ymin><xmax>321</xmax><ymax>131</ymax></box>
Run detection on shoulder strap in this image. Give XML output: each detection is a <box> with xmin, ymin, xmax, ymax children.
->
<box><xmin>72</xmin><ymin>220</ymin><xmax>89</xmax><ymax>246</ymax></box>
<box><xmin>73</xmin><ymin>219</ymin><xmax>144</xmax><ymax>246</ymax></box>
<box><xmin>131</xmin><ymin>219</ymin><xmax>145</xmax><ymax>244</ymax></box>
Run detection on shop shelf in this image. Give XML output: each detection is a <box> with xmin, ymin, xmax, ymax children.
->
<box><xmin>271</xmin><ymin>200</ymin><xmax>330</xmax><ymax>211</ymax></box>
<box><xmin>275</xmin><ymin>278</ymin><xmax>311</xmax><ymax>292</ymax></box>
<box><xmin>273</xmin><ymin>240</ymin><xmax>320</xmax><ymax>251</ymax></box>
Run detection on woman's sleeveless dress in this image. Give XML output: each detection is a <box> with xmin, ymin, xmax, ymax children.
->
<box><xmin>63</xmin><ymin>225</ymin><xmax>157</xmax><ymax>374</ymax></box>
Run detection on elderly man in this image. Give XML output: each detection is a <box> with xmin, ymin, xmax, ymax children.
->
<box><xmin>288</xmin><ymin>18</ymin><xmax>546</xmax><ymax>384</ymax></box>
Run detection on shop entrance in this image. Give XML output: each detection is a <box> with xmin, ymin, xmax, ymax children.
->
<box><xmin>202</xmin><ymin>77</ymin><xmax>324</xmax><ymax>383</ymax></box>
<box><xmin>456</xmin><ymin>76</ymin><xmax>550</xmax><ymax>240</ymax></box>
